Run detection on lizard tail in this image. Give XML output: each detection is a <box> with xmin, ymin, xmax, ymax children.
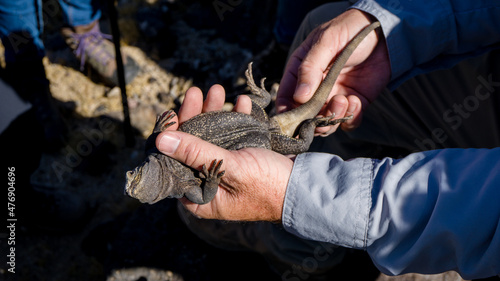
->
<box><xmin>271</xmin><ymin>21</ymin><xmax>381</xmax><ymax>137</ymax></box>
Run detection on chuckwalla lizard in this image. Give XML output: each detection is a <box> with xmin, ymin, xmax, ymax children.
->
<box><xmin>125</xmin><ymin>21</ymin><xmax>381</xmax><ymax>204</ymax></box>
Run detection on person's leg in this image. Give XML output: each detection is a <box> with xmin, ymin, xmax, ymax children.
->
<box><xmin>0</xmin><ymin>0</ymin><xmax>68</xmax><ymax>148</ymax></box>
<box><xmin>59</xmin><ymin>0</ymin><xmax>102</xmax><ymax>27</ymax></box>
<box><xmin>0</xmin><ymin>1</ymin><xmax>91</xmax><ymax>231</ymax></box>
<box><xmin>0</xmin><ymin>0</ymin><xmax>45</xmax><ymax>64</ymax></box>
<box><xmin>59</xmin><ymin>0</ymin><xmax>140</xmax><ymax>85</ymax></box>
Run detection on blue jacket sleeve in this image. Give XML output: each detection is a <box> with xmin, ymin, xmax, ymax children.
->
<box><xmin>282</xmin><ymin>148</ymin><xmax>500</xmax><ymax>279</ymax></box>
<box><xmin>350</xmin><ymin>0</ymin><xmax>500</xmax><ymax>89</ymax></box>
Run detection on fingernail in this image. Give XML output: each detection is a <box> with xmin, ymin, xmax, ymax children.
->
<box><xmin>276</xmin><ymin>104</ymin><xmax>287</xmax><ymax>113</ymax></box>
<box><xmin>347</xmin><ymin>102</ymin><xmax>357</xmax><ymax>114</ymax></box>
<box><xmin>294</xmin><ymin>83</ymin><xmax>311</xmax><ymax>98</ymax></box>
<box><xmin>158</xmin><ymin>132</ymin><xmax>180</xmax><ymax>155</ymax></box>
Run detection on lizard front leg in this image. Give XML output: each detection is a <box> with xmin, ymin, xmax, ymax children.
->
<box><xmin>145</xmin><ymin>110</ymin><xmax>177</xmax><ymax>152</ymax></box>
<box><xmin>154</xmin><ymin>110</ymin><xmax>177</xmax><ymax>133</ymax></box>
<box><xmin>185</xmin><ymin>159</ymin><xmax>225</xmax><ymax>204</ymax></box>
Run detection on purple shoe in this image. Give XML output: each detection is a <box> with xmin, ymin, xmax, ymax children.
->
<box><xmin>62</xmin><ymin>21</ymin><xmax>140</xmax><ymax>86</ymax></box>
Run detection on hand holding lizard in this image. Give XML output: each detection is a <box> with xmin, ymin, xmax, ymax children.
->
<box><xmin>157</xmin><ymin>85</ymin><xmax>292</xmax><ymax>222</ymax></box>
<box><xmin>278</xmin><ymin>9</ymin><xmax>390</xmax><ymax>134</ymax></box>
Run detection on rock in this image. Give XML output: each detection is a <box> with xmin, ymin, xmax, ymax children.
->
<box><xmin>376</xmin><ymin>272</ymin><xmax>467</xmax><ymax>281</ymax></box>
<box><xmin>106</xmin><ymin>267</ymin><xmax>183</xmax><ymax>281</ymax></box>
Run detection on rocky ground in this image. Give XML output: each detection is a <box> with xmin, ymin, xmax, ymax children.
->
<box><xmin>0</xmin><ymin>1</ymin><xmax>496</xmax><ymax>281</ymax></box>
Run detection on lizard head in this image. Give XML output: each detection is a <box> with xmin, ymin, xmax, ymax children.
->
<box><xmin>125</xmin><ymin>153</ymin><xmax>170</xmax><ymax>204</ymax></box>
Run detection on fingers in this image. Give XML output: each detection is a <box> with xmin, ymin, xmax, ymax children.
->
<box><xmin>203</xmin><ymin>84</ymin><xmax>225</xmax><ymax>112</ymax></box>
<box><xmin>179</xmin><ymin>84</ymin><xmax>252</xmax><ymax>123</ymax></box>
<box><xmin>233</xmin><ymin>95</ymin><xmax>252</xmax><ymax>114</ymax></box>
<box><xmin>293</xmin><ymin>30</ymin><xmax>340</xmax><ymax>105</ymax></box>
<box><xmin>325</xmin><ymin>92</ymin><xmax>364</xmax><ymax>132</ymax></box>
<box><xmin>277</xmin><ymin>21</ymin><xmax>340</xmax><ymax>112</ymax></box>
<box><xmin>276</xmin><ymin>49</ymin><xmax>304</xmax><ymax>113</ymax></box>
<box><xmin>315</xmin><ymin>93</ymin><xmax>363</xmax><ymax>135</ymax></box>
<box><xmin>179</xmin><ymin>87</ymin><xmax>204</xmax><ymax>123</ymax></box>
<box><xmin>315</xmin><ymin>94</ymin><xmax>349</xmax><ymax>135</ymax></box>
<box><xmin>341</xmin><ymin>95</ymin><xmax>363</xmax><ymax>131</ymax></box>
<box><xmin>179</xmin><ymin>84</ymin><xmax>227</xmax><ymax>124</ymax></box>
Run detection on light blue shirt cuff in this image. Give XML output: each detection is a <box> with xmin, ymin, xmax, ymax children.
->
<box><xmin>282</xmin><ymin>152</ymin><xmax>373</xmax><ymax>249</ymax></box>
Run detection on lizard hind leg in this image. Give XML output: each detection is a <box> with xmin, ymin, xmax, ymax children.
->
<box><xmin>270</xmin><ymin>114</ymin><xmax>354</xmax><ymax>154</ymax></box>
<box><xmin>244</xmin><ymin>62</ymin><xmax>272</xmax><ymax>108</ymax></box>
<box><xmin>311</xmin><ymin>113</ymin><xmax>354</xmax><ymax>137</ymax></box>
<box><xmin>314</xmin><ymin>114</ymin><xmax>353</xmax><ymax>128</ymax></box>
<box><xmin>154</xmin><ymin>110</ymin><xmax>177</xmax><ymax>133</ymax></box>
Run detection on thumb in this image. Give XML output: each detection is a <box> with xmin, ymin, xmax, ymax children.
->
<box><xmin>276</xmin><ymin>29</ymin><xmax>333</xmax><ymax>111</ymax></box>
<box><xmin>292</xmin><ymin>33</ymin><xmax>336</xmax><ymax>104</ymax></box>
<box><xmin>156</xmin><ymin>131</ymin><xmax>231</xmax><ymax>170</ymax></box>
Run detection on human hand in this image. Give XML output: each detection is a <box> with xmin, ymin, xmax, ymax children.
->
<box><xmin>157</xmin><ymin>85</ymin><xmax>292</xmax><ymax>222</ymax></box>
<box><xmin>277</xmin><ymin>9</ymin><xmax>390</xmax><ymax>134</ymax></box>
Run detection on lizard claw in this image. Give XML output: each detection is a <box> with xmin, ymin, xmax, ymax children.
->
<box><xmin>243</xmin><ymin>61</ymin><xmax>272</xmax><ymax>108</ymax></box>
<box><xmin>260</xmin><ymin>77</ymin><xmax>267</xmax><ymax>89</ymax></box>
<box><xmin>315</xmin><ymin>114</ymin><xmax>353</xmax><ymax>127</ymax></box>
<box><xmin>194</xmin><ymin>159</ymin><xmax>224</xmax><ymax>204</ymax></box>
<box><xmin>200</xmin><ymin>159</ymin><xmax>225</xmax><ymax>181</ymax></box>
<box><xmin>154</xmin><ymin>110</ymin><xmax>177</xmax><ymax>133</ymax></box>
<box><xmin>245</xmin><ymin>62</ymin><xmax>268</xmax><ymax>95</ymax></box>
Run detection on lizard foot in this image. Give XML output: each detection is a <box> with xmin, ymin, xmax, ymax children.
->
<box><xmin>245</xmin><ymin>62</ymin><xmax>269</xmax><ymax>98</ymax></box>
<box><xmin>154</xmin><ymin>110</ymin><xmax>177</xmax><ymax>133</ymax></box>
<box><xmin>197</xmin><ymin>159</ymin><xmax>225</xmax><ymax>203</ymax></box>
<box><xmin>200</xmin><ymin>159</ymin><xmax>225</xmax><ymax>182</ymax></box>
<box><xmin>314</xmin><ymin>114</ymin><xmax>353</xmax><ymax>127</ymax></box>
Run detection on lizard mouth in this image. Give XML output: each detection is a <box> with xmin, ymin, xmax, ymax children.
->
<box><xmin>125</xmin><ymin>166</ymin><xmax>143</xmax><ymax>195</ymax></box>
<box><xmin>124</xmin><ymin>155</ymin><xmax>165</xmax><ymax>204</ymax></box>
